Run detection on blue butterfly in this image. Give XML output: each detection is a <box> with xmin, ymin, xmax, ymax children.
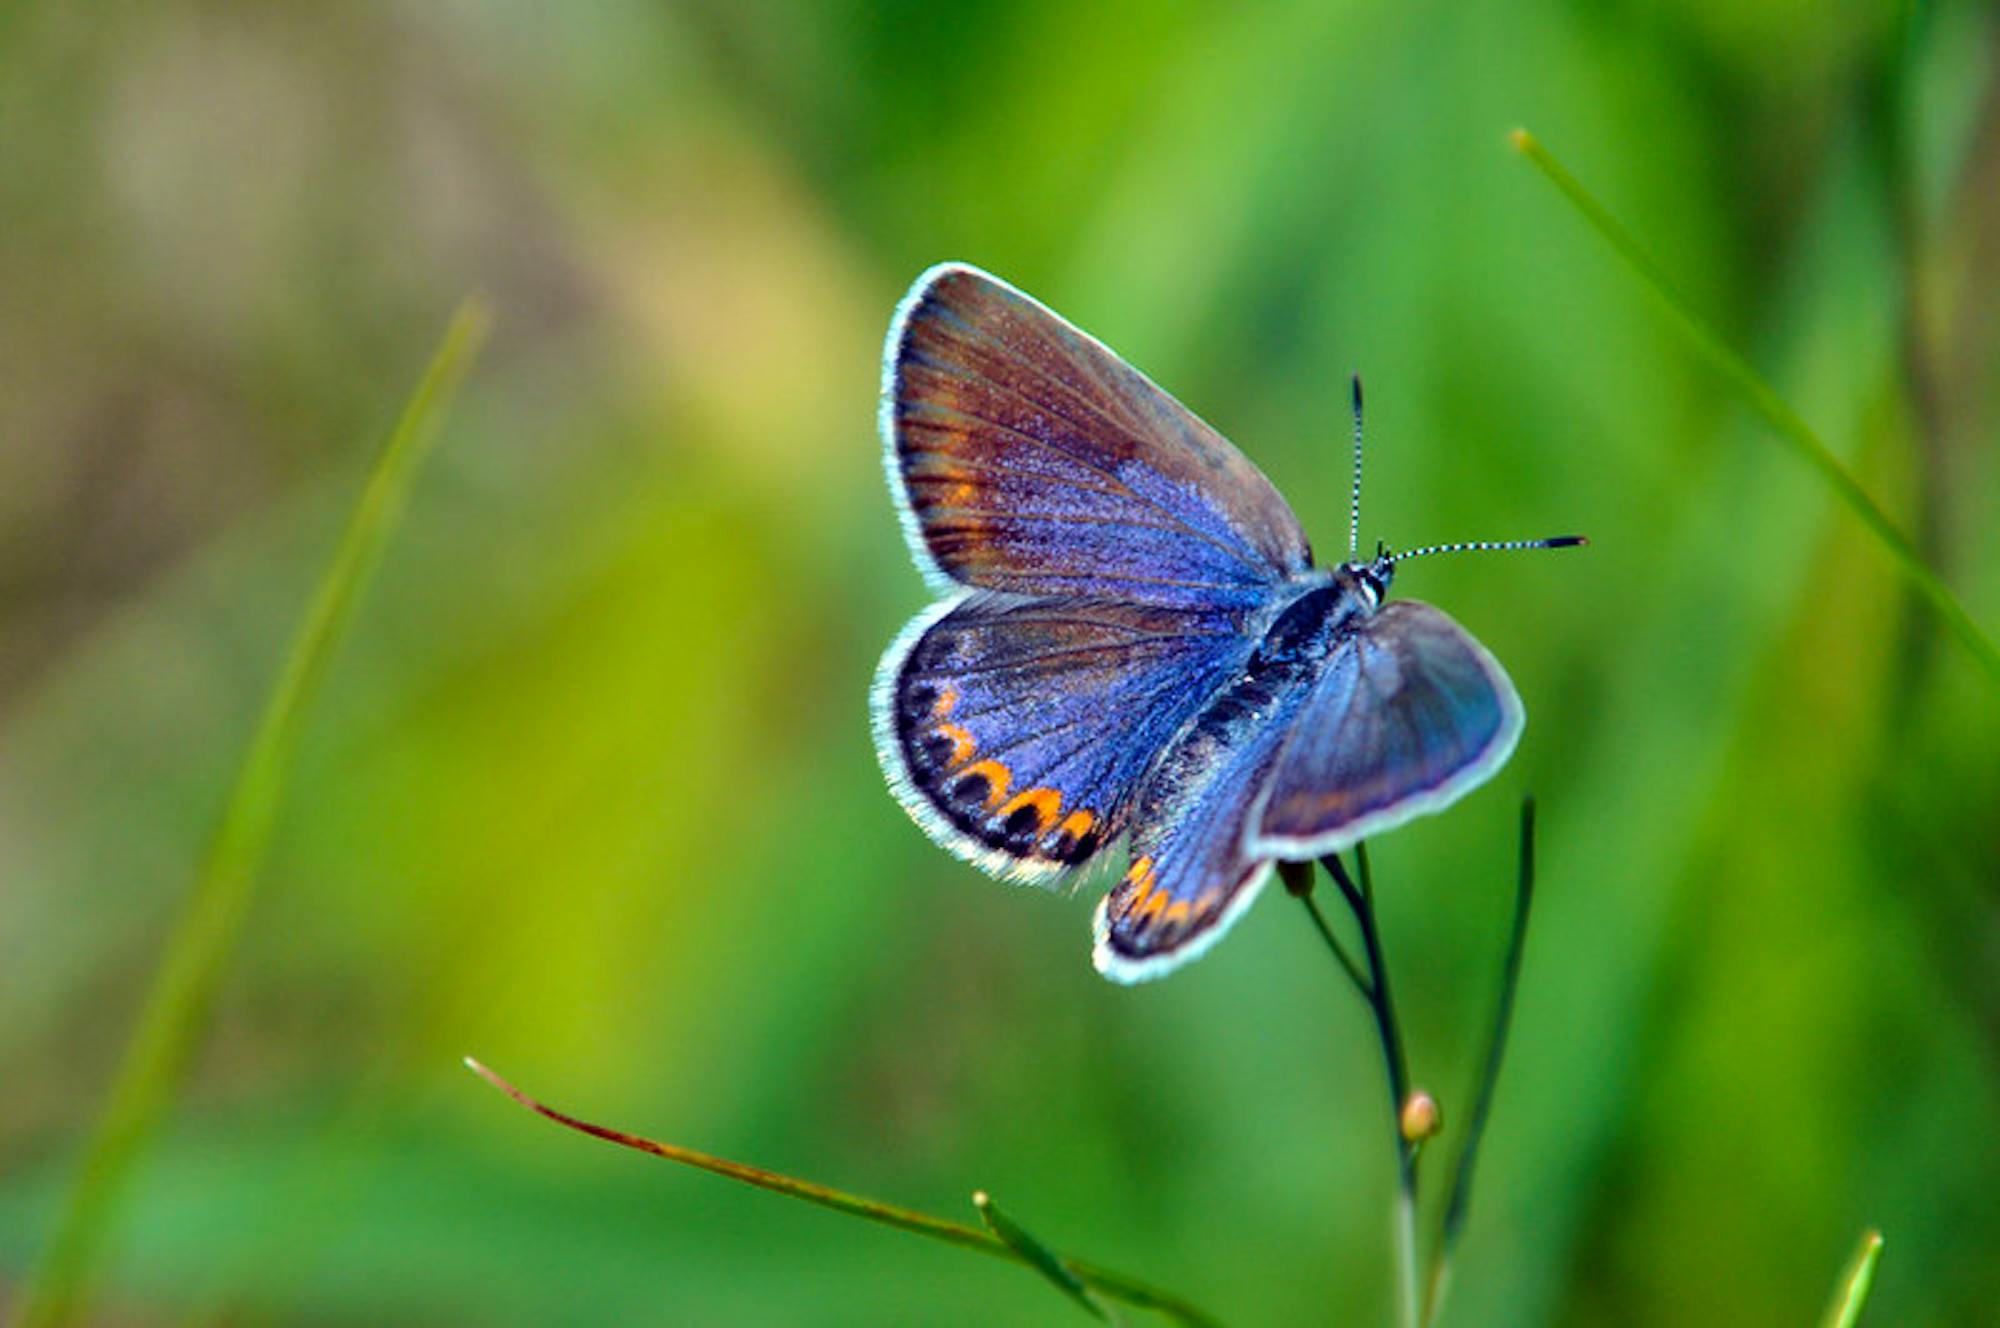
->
<box><xmin>872</xmin><ymin>264</ymin><xmax>1580</xmax><ymax>984</ymax></box>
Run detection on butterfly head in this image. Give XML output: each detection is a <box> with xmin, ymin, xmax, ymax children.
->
<box><xmin>1335</xmin><ymin>546</ymin><xmax>1395</xmax><ymax>609</ymax></box>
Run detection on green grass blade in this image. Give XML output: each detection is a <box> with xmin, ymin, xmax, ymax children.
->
<box><xmin>974</xmin><ymin>1191</ymin><xmax>1113</xmax><ymax>1323</ymax></box>
<box><xmin>15</xmin><ymin>303</ymin><xmax>490</xmax><ymax>1328</ymax></box>
<box><xmin>465</xmin><ymin>1059</ymin><xmax>1219</xmax><ymax>1326</ymax></box>
<box><xmin>1510</xmin><ymin>128</ymin><xmax>2000</xmax><ymax>684</ymax></box>
<box><xmin>1818</xmin><ymin>1229</ymin><xmax>1884</xmax><ymax>1328</ymax></box>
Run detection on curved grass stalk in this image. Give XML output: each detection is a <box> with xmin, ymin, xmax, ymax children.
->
<box><xmin>464</xmin><ymin>1060</ymin><xmax>1218</xmax><ymax>1326</ymax></box>
<box><xmin>1510</xmin><ymin>128</ymin><xmax>2000</xmax><ymax>684</ymax></box>
<box><xmin>15</xmin><ymin>303</ymin><xmax>489</xmax><ymax>1328</ymax></box>
<box><xmin>1818</xmin><ymin>1229</ymin><xmax>1884</xmax><ymax>1328</ymax></box>
<box><xmin>1302</xmin><ymin>802</ymin><xmax>1543</xmax><ymax>1328</ymax></box>
<box><xmin>1423</xmin><ymin>798</ymin><xmax>1537</xmax><ymax>1324</ymax></box>
<box><xmin>1308</xmin><ymin>848</ymin><xmax>1419</xmax><ymax>1328</ymax></box>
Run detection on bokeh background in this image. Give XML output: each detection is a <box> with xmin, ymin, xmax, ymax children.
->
<box><xmin>3</xmin><ymin>3</ymin><xmax>1997</xmax><ymax>1324</ymax></box>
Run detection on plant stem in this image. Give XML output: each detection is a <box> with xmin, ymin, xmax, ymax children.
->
<box><xmin>1300</xmin><ymin>892</ymin><xmax>1372</xmax><ymax>1000</ymax></box>
<box><xmin>1424</xmin><ymin>798</ymin><xmax>1539</xmax><ymax>1325</ymax></box>
<box><xmin>465</xmin><ymin>1060</ymin><xmax>1219</xmax><ymax>1327</ymax></box>
<box><xmin>1322</xmin><ymin>849</ymin><xmax>1418</xmax><ymax>1328</ymax></box>
<box><xmin>1819</xmin><ymin>1229</ymin><xmax>1885</xmax><ymax>1328</ymax></box>
<box><xmin>1393</xmin><ymin>1184</ymin><xmax>1420</xmax><ymax>1328</ymax></box>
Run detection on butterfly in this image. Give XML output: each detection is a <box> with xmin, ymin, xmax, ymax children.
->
<box><xmin>871</xmin><ymin>263</ymin><xmax>1581</xmax><ymax>983</ymax></box>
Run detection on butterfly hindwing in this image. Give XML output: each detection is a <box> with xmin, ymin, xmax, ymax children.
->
<box><xmin>874</xmin><ymin>591</ymin><xmax>1258</xmax><ymax>882</ymax></box>
<box><xmin>1091</xmin><ymin>662</ymin><xmax>1307</xmax><ymax>982</ymax></box>
<box><xmin>883</xmin><ymin>264</ymin><xmax>1313</xmax><ymax>609</ymax></box>
<box><xmin>1251</xmin><ymin>601</ymin><xmax>1523</xmax><ymax>858</ymax></box>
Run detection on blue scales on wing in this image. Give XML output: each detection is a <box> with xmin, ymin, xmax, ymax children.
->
<box><xmin>1092</xmin><ymin>652</ymin><xmax>1309</xmax><ymax>981</ymax></box>
<box><xmin>1093</xmin><ymin>581</ymin><xmax>1526</xmax><ymax>981</ymax></box>
<box><xmin>884</xmin><ymin>264</ymin><xmax>1313</xmax><ymax>610</ymax></box>
<box><xmin>1251</xmin><ymin>601</ymin><xmax>1524</xmax><ymax>858</ymax></box>
<box><xmin>874</xmin><ymin>593</ymin><xmax>1256</xmax><ymax>882</ymax></box>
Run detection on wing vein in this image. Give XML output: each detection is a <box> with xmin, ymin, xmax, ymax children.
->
<box><xmin>910</xmin><ymin>635</ymin><xmax>1215</xmax><ymax>682</ymax></box>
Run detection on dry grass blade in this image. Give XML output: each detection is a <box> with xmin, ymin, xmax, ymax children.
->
<box><xmin>464</xmin><ymin>1059</ymin><xmax>1219</xmax><ymax>1326</ymax></box>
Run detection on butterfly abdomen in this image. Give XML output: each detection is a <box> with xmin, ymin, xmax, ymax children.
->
<box><xmin>1131</xmin><ymin>580</ymin><xmax>1368</xmax><ymax>850</ymax></box>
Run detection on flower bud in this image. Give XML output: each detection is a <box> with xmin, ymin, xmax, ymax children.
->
<box><xmin>1399</xmin><ymin>1090</ymin><xmax>1443</xmax><ymax>1143</ymax></box>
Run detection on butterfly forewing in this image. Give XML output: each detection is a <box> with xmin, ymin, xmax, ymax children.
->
<box><xmin>885</xmin><ymin>264</ymin><xmax>1313</xmax><ymax>609</ymax></box>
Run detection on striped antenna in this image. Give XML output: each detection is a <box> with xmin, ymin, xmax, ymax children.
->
<box><xmin>1387</xmin><ymin>535</ymin><xmax>1587</xmax><ymax>565</ymax></box>
<box><xmin>1348</xmin><ymin>374</ymin><xmax>1365</xmax><ymax>558</ymax></box>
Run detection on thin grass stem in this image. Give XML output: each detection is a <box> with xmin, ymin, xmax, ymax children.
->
<box><xmin>15</xmin><ymin>303</ymin><xmax>489</xmax><ymax>1328</ymax></box>
<box><xmin>1300</xmin><ymin>892</ymin><xmax>1373</xmax><ymax>1000</ymax></box>
<box><xmin>1818</xmin><ymin>1229</ymin><xmax>1885</xmax><ymax>1328</ymax></box>
<box><xmin>1394</xmin><ymin>1186</ymin><xmax>1420</xmax><ymax>1328</ymax></box>
<box><xmin>1325</xmin><ymin>851</ymin><xmax>1367</xmax><ymax>922</ymax></box>
<box><xmin>1321</xmin><ymin>849</ymin><xmax>1418</xmax><ymax>1328</ymax></box>
<box><xmin>1509</xmin><ymin>127</ymin><xmax>2000</xmax><ymax>684</ymax></box>
<box><xmin>1325</xmin><ymin>851</ymin><xmax>1413</xmax><ymax>1113</ymax></box>
<box><xmin>1423</xmin><ymin>797</ymin><xmax>1538</xmax><ymax>1325</ymax></box>
<box><xmin>465</xmin><ymin>1060</ymin><xmax>1218</xmax><ymax>1326</ymax></box>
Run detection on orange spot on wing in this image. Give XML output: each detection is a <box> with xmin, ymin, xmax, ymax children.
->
<box><xmin>933</xmin><ymin>723</ymin><xmax>975</xmax><ymax>768</ymax></box>
<box><xmin>932</xmin><ymin>684</ymin><xmax>960</xmax><ymax>718</ymax></box>
<box><xmin>958</xmin><ymin>759</ymin><xmax>1012</xmax><ymax>807</ymax></box>
<box><xmin>1162</xmin><ymin>899</ymin><xmax>1192</xmax><ymax>926</ymax></box>
<box><xmin>1119</xmin><ymin>856</ymin><xmax>1159</xmax><ymax>919</ymax></box>
<box><xmin>923</xmin><ymin>462</ymin><xmax>980</xmax><ymax>509</ymax></box>
<box><xmin>998</xmin><ymin>786</ymin><xmax>1062</xmax><ymax>832</ymax></box>
<box><xmin>1057</xmin><ymin>809</ymin><xmax>1096</xmax><ymax>840</ymax></box>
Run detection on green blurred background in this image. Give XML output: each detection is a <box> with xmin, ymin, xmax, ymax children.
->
<box><xmin>3</xmin><ymin>2</ymin><xmax>1997</xmax><ymax>1323</ymax></box>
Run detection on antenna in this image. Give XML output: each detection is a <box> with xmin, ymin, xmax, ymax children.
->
<box><xmin>1386</xmin><ymin>535</ymin><xmax>1587</xmax><ymax>565</ymax></box>
<box><xmin>1343</xmin><ymin>378</ymin><xmax>1584</xmax><ymax>568</ymax></box>
<box><xmin>1348</xmin><ymin>374</ymin><xmax>1365</xmax><ymax>558</ymax></box>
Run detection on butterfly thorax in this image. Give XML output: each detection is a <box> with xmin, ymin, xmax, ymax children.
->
<box><xmin>1130</xmin><ymin>569</ymin><xmax>1372</xmax><ymax>846</ymax></box>
<box><xmin>1152</xmin><ymin>568</ymin><xmax>1381</xmax><ymax>788</ymax></box>
<box><xmin>1246</xmin><ymin>562</ymin><xmax>1389</xmax><ymax>680</ymax></box>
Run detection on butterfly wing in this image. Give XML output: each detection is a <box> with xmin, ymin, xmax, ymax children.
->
<box><xmin>1091</xmin><ymin>667</ymin><xmax>1305</xmax><ymax>982</ymax></box>
<box><xmin>874</xmin><ymin>592</ymin><xmax>1258</xmax><ymax>883</ymax></box>
<box><xmin>883</xmin><ymin>263</ymin><xmax>1313</xmax><ymax>610</ymax></box>
<box><xmin>1250</xmin><ymin>601</ymin><xmax>1523</xmax><ymax>858</ymax></box>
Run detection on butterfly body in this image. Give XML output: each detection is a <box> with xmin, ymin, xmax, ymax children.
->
<box><xmin>1246</xmin><ymin>566</ymin><xmax>1378</xmax><ymax>681</ymax></box>
<box><xmin>872</xmin><ymin>263</ymin><xmax>1572</xmax><ymax>983</ymax></box>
